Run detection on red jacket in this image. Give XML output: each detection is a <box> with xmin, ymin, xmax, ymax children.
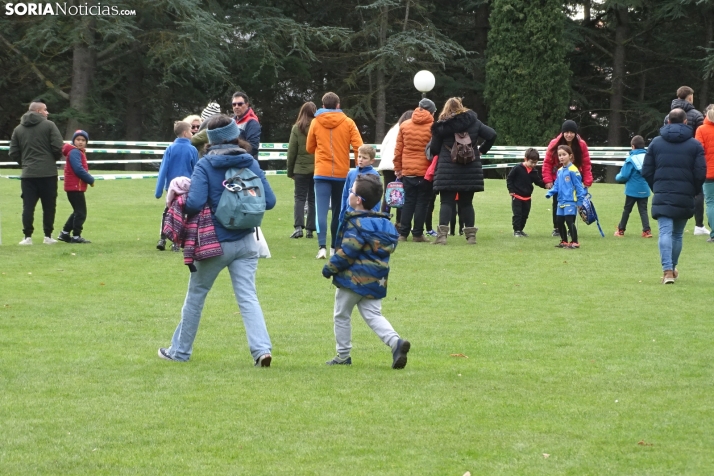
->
<box><xmin>542</xmin><ymin>133</ymin><xmax>593</xmax><ymax>187</ymax></box>
<box><xmin>695</xmin><ymin>117</ymin><xmax>714</xmax><ymax>180</ymax></box>
<box><xmin>62</xmin><ymin>143</ymin><xmax>92</xmax><ymax>192</ymax></box>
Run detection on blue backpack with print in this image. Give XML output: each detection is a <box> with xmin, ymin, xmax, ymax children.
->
<box><xmin>578</xmin><ymin>193</ymin><xmax>604</xmax><ymax>237</ymax></box>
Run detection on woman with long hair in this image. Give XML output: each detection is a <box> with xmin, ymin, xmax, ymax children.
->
<box><xmin>429</xmin><ymin>97</ymin><xmax>497</xmax><ymax>245</ymax></box>
<box><xmin>286</xmin><ymin>101</ymin><xmax>317</xmax><ymax>238</ymax></box>
<box><xmin>542</xmin><ymin>120</ymin><xmax>593</xmax><ymax>236</ymax></box>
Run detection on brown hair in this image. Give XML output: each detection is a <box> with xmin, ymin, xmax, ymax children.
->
<box><xmin>174</xmin><ymin>121</ymin><xmax>191</xmax><ymax>136</ymax></box>
<box><xmin>358</xmin><ymin>144</ymin><xmax>376</xmax><ymax>160</ymax></box>
<box><xmin>438</xmin><ymin>97</ymin><xmax>469</xmax><ymax>121</ymax></box>
<box><xmin>669</xmin><ymin>108</ymin><xmax>687</xmax><ymax>124</ymax></box>
<box><xmin>631</xmin><ymin>135</ymin><xmax>645</xmax><ymax>149</ymax></box>
<box><xmin>232</xmin><ymin>91</ymin><xmax>250</xmax><ymax>104</ymax></box>
<box><xmin>295</xmin><ymin>101</ymin><xmax>317</xmax><ymax>135</ymax></box>
<box><xmin>557</xmin><ymin>145</ymin><xmax>574</xmax><ymax>162</ymax></box>
<box><xmin>322</xmin><ymin>92</ymin><xmax>340</xmax><ymax>110</ymax></box>
<box><xmin>524</xmin><ymin>148</ymin><xmax>539</xmax><ymax>161</ymax></box>
<box><xmin>354</xmin><ymin>174</ymin><xmax>382</xmax><ymax>210</ymax></box>
<box><xmin>398</xmin><ymin>110</ymin><xmax>413</xmax><ymax>125</ymax></box>
<box><xmin>677</xmin><ymin>86</ymin><xmax>694</xmax><ymax>100</ymax></box>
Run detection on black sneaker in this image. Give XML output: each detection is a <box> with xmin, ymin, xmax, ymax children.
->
<box><xmin>306</xmin><ymin>230</ymin><xmax>314</xmax><ymax>239</ymax></box>
<box><xmin>71</xmin><ymin>236</ymin><xmax>91</xmax><ymax>244</ymax></box>
<box><xmin>289</xmin><ymin>227</ymin><xmax>303</xmax><ymax>239</ymax></box>
<box><xmin>156</xmin><ymin>238</ymin><xmax>166</xmax><ymax>251</ymax></box>
<box><xmin>171</xmin><ymin>242</ymin><xmax>181</xmax><ymax>252</ymax></box>
<box><xmin>519</xmin><ymin>231</ymin><xmax>529</xmax><ymax>237</ymax></box>
<box><xmin>325</xmin><ymin>356</ymin><xmax>352</xmax><ymax>365</ymax></box>
<box><xmin>158</xmin><ymin>348</ymin><xmax>176</xmax><ymax>361</ymax></box>
<box><xmin>551</xmin><ymin>229</ymin><xmax>560</xmax><ymax>237</ymax></box>
<box><xmin>255</xmin><ymin>354</ymin><xmax>272</xmax><ymax>367</ymax></box>
<box><xmin>513</xmin><ymin>231</ymin><xmax>522</xmax><ymax>237</ymax></box>
<box><xmin>57</xmin><ymin>231</ymin><xmax>72</xmax><ymax>243</ymax></box>
<box><xmin>392</xmin><ymin>339</ymin><xmax>410</xmax><ymax>369</ymax></box>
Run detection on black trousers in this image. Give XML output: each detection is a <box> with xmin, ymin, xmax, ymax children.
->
<box><xmin>293</xmin><ymin>173</ymin><xmax>316</xmax><ymax>230</ymax></box>
<box><xmin>557</xmin><ymin>214</ymin><xmax>578</xmax><ymax>243</ymax></box>
<box><xmin>511</xmin><ymin>197</ymin><xmax>532</xmax><ymax>232</ymax></box>
<box><xmin>439</xmin><ymin>191</ymin><xmax>475</xmax><ymax>228</ymax></box>
<box><xmin>618</xmin><ymin>196</ymin><xmax>650</xmax><ymax>232</ymax></box>
<box><xmin>399</xmin><ymin>176</ymin><xmax>432</xmax><ymax>238</ymax></box>
<box><xmin>694</xmin><ymin>190</ymin><xmax>704</xmax><ymax>227</ymax></box>
<box><xmin>21</xmin><ymin>176</ymin><xmax>57</xmax><ymax>238</ymax></box>
<box><xmin>381</xmin><ymin>170</ymin><xmax>401</xmax><ymax>223</ymax></box>
<box><xmin>551</xmin><ymin>194</ymin><xmax>559</xmax><ymax>229</ymax></box>
<box><xmin>63</xmin><ymin>191</ymin><xmax>88</xmax><ymax>236</ymax></box>
<box><xmin>425</xmin><ymin>192</ymin><xmax>437</xmax><ymax>231</ymax></box>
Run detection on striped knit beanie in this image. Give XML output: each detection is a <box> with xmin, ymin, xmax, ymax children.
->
<box><xmin>200</xmin><ymin>102</ymin><xmax>221</xmax><ymax>122</ymax></box>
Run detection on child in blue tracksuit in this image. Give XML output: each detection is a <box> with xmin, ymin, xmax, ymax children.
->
<box><xmin>322</xmin><ymin>174</ymin><xmax>409</xmax><ymax>369</ymax></box>
<box><xmin>614</xmin><ymin>135</ymin><xmax>651</xmax><ymax>237</ymax></box>
<box><xmin>336</xmin><ymin>144</ymin><xmax>381</xmax><ymax>233</ymax></box>
<box><xmin>155</xmin><ymin>121</ymin><xmax>198</xmax><ymax>251</ymax></box>
<box><xmin>545</xmin><ymin>145</ymin><xmax>586</xmax><ymax>248</ymax></box>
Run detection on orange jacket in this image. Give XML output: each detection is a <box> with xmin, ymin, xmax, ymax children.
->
<box><xmin>394</xmin><ymin>107</ymin><xmax>433</xmax><ymax>177</ymax></box>
<box><xmin>695</xmin><ymin>117</ymin><xmax>714</xmax><ymax>180</ymax></box>
<box><xmin>306</xmin><ymin>109</ymin><xmax>363</xmax><ymax>180</ymax></box>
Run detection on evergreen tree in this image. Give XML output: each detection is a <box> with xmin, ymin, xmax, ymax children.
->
<box><xmin>485</xmin><ymin>0</ymin><xmax>570</xmax><ymax>145</ymax></box>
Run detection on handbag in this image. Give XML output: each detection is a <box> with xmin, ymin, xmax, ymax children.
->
<box><xmin>254</xmin><ymin>226</ymin><xmax>271</xmax><ymax>258</ymax></box>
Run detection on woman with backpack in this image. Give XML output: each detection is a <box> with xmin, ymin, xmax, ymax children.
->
<box><xmin>158</xmin><ymin>115</ymin><xmax>277</xmax><ymax>367</ymax></box>
<box><xmin>429</xmin><ymin>97</ymin><xmax>497</xmax><ymax>245</ymax></box>
<box><xmin>543</xmin><ymin>120</ymin><xmax>593</xmax><ymax>236</ymax></box>
<box><xmin>287</xmin><ymin>101</ymin><xmax>317</xmax><ymax>239</ymax></box>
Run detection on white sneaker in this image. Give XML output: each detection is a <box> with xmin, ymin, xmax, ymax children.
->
<box><xmin>330</xmin><ymin>248</ymin><xmax>335</xmax><ymax>257</ymax></box>
<box><xmin>19</xmin><ymin>237</ymin><xmax>32</xmax><ymax>245</ymax></box>
<box><xmin>693</xmin><ymin>226</ymin><xmax>710</xmax><ymax>236</ymax></box>
<box><xmin>316</xmin><ymin>248</ymin><xmax>327</xmax><ymax>259</ymax></box>
<box><xmin>43</xmin><ymin>236</ymin><xmax>57</xmax><ymax>244</ymax></box>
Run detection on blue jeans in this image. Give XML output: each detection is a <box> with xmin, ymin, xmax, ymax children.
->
<box><xmin>167</xmin><ymin>234</ymin><xmax>272</xmax><ymax>361</ymax></box>
<box><xmin>657</xmin><ymin>217</ymin><xmax>687</xmax><ymax>271</ymax></box>
<box><xmin>314</xmin><ymin>179</ymin><xmax>345</xmax><ymax>248</ymax></box>
<box><xmin>703</xmin><ymin>182</ymin><xmax>714</xmax><ymax>238</ymax></box>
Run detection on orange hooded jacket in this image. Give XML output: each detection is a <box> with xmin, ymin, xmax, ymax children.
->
<box><xmin>695</xmin><ymin>117</ymin><xmax>714</xmax><ymax>180</ymax></box>
<box><xmin>394</xmin><ymin>107</ymin><xmax>434</xmax><ymax>177</ymax></box>
<box><xmin>306</xmin><ymin>109</ymin><xmax>363</xmax><ymax>180</ymax></box>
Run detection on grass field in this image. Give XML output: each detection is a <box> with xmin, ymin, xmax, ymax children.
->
<box><xmin>1</xmin><ymin>173</ymin><xmax>712</xmax><ymax>475</ymax></box>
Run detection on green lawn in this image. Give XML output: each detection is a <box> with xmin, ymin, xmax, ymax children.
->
<box><xmin>0</xmin><ymin>173</ymin><xmax>712</xmax><ymax>475</ymax></box>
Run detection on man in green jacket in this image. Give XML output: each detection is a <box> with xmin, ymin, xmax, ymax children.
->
<box><xmin>9</xmin><ymin>101</ymin><xmax>64</xmax><ymax>245</ymax></box>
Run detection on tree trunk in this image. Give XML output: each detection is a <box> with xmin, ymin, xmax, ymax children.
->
<box><xmin>701</xmin><ymin>6</ymin><xmax>714</xmax><ymax>110</ymax></box>
<box><xmin>607</xmin><ymin>6</ymin><xmax>628</xmax><ymax>146</ymax></box>
<box><xmin>582</xmin><ymin>0</ymin><xmax>591</xmax><ymax>24</ymax></box>
<box><xmin>124</xmin><ymin>61</ymin><xmax>144</xmax><ymax>171</ymax></box>
<box><xmin>65</xmin><ymin>16</ymin><xmax>96</xmax><ymax>137</ymax></box>
<box><xmin>374</xmin><ymin>5</ymin><xmax>388</xmax><ymax>143</ymax></box>
<box><xmin>470</xmin><ymin>2</ymin><xmax>490</xmax><ymax>122</ymax></box>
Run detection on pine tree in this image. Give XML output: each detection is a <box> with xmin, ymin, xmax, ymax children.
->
<box><xmin>485</xmin><ymin>0</ymin><xmax>570</xmax><ymax>145</ymax></box>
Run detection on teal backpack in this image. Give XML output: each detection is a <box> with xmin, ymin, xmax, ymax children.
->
<box><xmin>215</xmin><ymin>167</ymin><xmax>265</xmax><ymax>229</ymax></box>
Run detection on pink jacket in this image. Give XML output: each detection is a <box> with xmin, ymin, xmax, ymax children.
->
<box><xmin>542</xmin><ymin>133</ymin><xmax>593</xmax><ymax>187</ymax></box>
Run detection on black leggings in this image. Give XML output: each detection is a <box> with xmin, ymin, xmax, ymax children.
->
<box><xmin>439</xmin><ymin>191</ymin><xmax>475</xmax><ymax>228</ymax></box>
<box><xmin>557</xmin><ymin>214</ymin><xmax>578</xmax><ymax>243</ymax></box>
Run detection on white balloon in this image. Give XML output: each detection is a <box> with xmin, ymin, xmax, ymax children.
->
<box><xmin>413</xmin><ymin>70</ymin><xmax>435</xmax><ymax>93</ymax></box>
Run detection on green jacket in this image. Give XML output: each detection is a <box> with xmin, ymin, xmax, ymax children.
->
<box><xmin>9</xmin><ymin>112</ymin><xmax>64</xmax><ymax>178</ymax></box>
<box><xmin>191</xmin><ymin>129</ymin><xmax>209</xmax><ymax>158</ymax></box>
<box><xmin>286</xmin><ymin>124</ymin><xmax>315</xmax><ymax>177</ymax></box>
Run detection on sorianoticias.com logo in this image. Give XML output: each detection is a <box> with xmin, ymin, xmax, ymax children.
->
<box><xmin>4</xmin><ymin>3</ymin><xmax>136</xmax><ymax>16</ymax></box>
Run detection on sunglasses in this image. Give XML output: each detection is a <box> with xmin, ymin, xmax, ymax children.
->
<box><xmin>232</xmin><ymin>102</ymin><xmax>246</xmax><ymax>107</ymax></box>
<box><xmin>191</xmin><ymin>125</ymin><xmax>200</xmax><ymax>130</ymax></box>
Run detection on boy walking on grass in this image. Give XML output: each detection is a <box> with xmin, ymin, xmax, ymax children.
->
<box><xmin>507</xmin><ymin>148</ymin><xmax>545</xmax><ymax>237</ymax></box>
<box><xmin>155</xmin><ymin>121</ymin><xmax>198</xmax><ymax>251</ymax></box>
<box><xmin>322</xmin><ymin>174</ymin><xmax>411</xmax><ymax>369</ymax></box>
<box><xmin>614</xmin><ymin>135</ymin><xmax>652</xmax><ymax>238</ymax></box>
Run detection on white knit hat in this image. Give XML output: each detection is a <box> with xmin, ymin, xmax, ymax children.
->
<box><xmin>200</xmin><ymin>102</ymin><xmax>221</xmax><ymax>121</ymax></box>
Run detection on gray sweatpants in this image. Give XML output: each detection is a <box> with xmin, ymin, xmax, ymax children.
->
<box><xmin>333</xmin><ymin>287</ymin><xmax>399</xmax><ymax>359</ymax></box>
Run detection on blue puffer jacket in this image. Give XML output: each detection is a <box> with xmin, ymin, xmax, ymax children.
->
<box><xmin>642</xmin><ymin>123</ymin><xmax>706</xmax><ymax>219</ymax></box>
<box><xmin>186</xmin><ymin>144</ymin><xmax>276</xmax><ymax>242</ymax></box>
<box><xmin>322</xmin><ymin>211</ymin><xmax>399</xmax><ymax>299</ymax></box>
<box><xmin>616</xmin><ymin>149</ymin><xmax>650</xmax><ymax>198</ymax></box>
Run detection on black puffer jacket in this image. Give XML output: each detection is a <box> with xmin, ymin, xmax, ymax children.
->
<box><xmin>664</xmin><ymin>99</ymin><xmax>704</xmax><ymax>135</ymax></box>
<box><xmin>642</xmin><ymin>123</ymin><xmax>706</xmax><ymax>220</ymax></box>
<box><xmin>429</xmin><ymin>110</ymin><xmax>496</xmax><ymax>192</ymax></box>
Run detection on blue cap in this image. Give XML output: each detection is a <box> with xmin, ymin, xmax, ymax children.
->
<box><xmin>72</xmin><ymin>130</ymin><xmax>89</xmax><ymax>143</ymax></box>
